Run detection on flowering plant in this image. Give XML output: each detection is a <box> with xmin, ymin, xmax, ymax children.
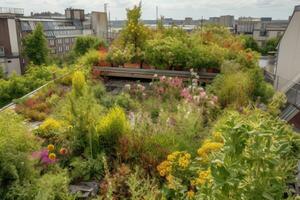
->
<box><xmin>158</xmin><ymin>110</ymin><xmax>300</xmax><ymax>199</ymax></box>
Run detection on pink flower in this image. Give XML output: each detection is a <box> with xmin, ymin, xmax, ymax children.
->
<box><xmin>200</xmin><ymin>91</ymin><xmax>206</xmax><ymax>98</ymax></box>
<box><xmin>181</xmin><ymin>88</ymin><xmax>189</xmax><ymax>98</ymax></box>
<box><xmin>160</xmin><ymin>76</ymin><xmax>166</xmax><ymax>82</ymax></box>
<box><xmin>32</xmin><ymin>149</ymin><xmax>56</xmax><ymax>165</ymax></box>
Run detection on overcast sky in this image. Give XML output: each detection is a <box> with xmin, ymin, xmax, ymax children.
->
<box><xmin>0</xmin><ymin>0</ymin><xmax>299</xmax><ymax>20</ymax></box>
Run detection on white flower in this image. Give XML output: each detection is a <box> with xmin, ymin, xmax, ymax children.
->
<box><xmin>124</xmin><ymin>84</ymin><xmax>131</xmax><ymax>91</ymax></box>
<box><xmin>153</xmin><ymin>74</ymin><xmax>158</xmax><ymax>78</ymax></box>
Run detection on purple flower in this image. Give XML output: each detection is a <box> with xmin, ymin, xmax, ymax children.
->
<box><xmin>32</xmin><ymin>149</ymin><xmax>56</xmax><ymax>165</ymax></box>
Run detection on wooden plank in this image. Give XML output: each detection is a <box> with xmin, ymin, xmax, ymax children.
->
<box><xmin>94</xmin><ymin>66</ymin><xmax>217</xmax><ymax>81</ymax></box>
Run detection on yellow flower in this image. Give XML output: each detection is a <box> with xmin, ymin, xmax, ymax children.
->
<box><xmin>178</xmin><ymin>155</ymin><xmax>190</xmax><ymax>168</ymax></box>
<box><xmin>40</xmin><ymin>118</ymin><xmax>61</xmax><ymax>132</ymax></box>
<box><xmin>167</xmin><ymin>151</ymin><xmax>180</xmax><ymax>161</ymax></box>
<box><xmin>197</xmin><ymin>141</ymin><xmax>223</xmax><ymax>161</ymax></box>
<box><xmin>48</xmin><ymin>153</ymin><xmax>56</xmax><ymax>160</ymax></box>
<box><xmin>212</xmin><ymin>131</ymin><xmax>223</xmax><ymax>142</ymax></box>
<box><xmin>47</xmin><ymin>144</ymin><xmax>55</xmax><ymax>151</ymax></box>
<box><xmin>187</xmin><ymin>190</ymin><xmax>195</xmax><ymax>199</ymax></box>
<box><xmin>157</xmin><ymin>161</ymin><xmax>172</xmax><ymax>177</ymax></box>
<box><xmin>195</xmin><ymin>169</ymin><xmax>211</xmax><ymax>185</ymax></box>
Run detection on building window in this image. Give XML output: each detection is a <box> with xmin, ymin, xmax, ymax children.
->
<box><xmin>49</xmin><ymin>39</ymin><xmax>55</xmax><ymax>46</ymax></box>
<box><xmin>58</xmin><ymin>46</ymin><xmax>63</xmax><ymax>53</ymax></box>
<box><xmin>65</xmin><ymin>38</ymin><xmax>70</xmax><ymax>44</ymax></box>
<box><xmin>0</xmin><ymin>47</ymin><xmax>4</xmax><ymax>57</ymax></box>
<box><xmin>65</xmin><ymin>45</ymin><xmax>70</xmax><ymax>51</ymax></box>
<box><xmin>57</xmin><ymin>39</ymin><xmax>63</xmax><ymax>44</ymax></box>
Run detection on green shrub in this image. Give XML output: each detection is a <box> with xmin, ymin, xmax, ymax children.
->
<box><xmin>189</xmin><ymin>44</ymin><xmax>225</xmax><ymax>69</ymax></box>
<box><xmin>145</xmin><ymin>37</ymin><xmax>190</xmax><ymax>70</ymax></box>
<box><xmin>97</xmin><ymin>106</ymin><xmax>130</xmax><ymax>156</ymax></box>
<box><xmin>70</xmin><ymin>154</ymin><xmax>104</xmax><ymax>182</ymax></box>
<box><xmin>77</xmin><ymin>50</ymin><xmax>100</xmax><ymax>73</ymax></box>
<box><xmin>209</xmin><ymin>71</ymin><xmax>253</xmax><ymax>107</ymax></box>
<box><xmin>158</xmin><ymin>109</ymin><xmax>300</xmax><ymax>199</ymax></box>
<box><xmin>115</xmin><ymin>93</ymin><xmax>139</xmax><ymax>111</ymax></box>
<box><xmin>106</xmin><ymin>46</ymin><xmax>132</xmax><ymax>66</ymax></box>
<box><xmin>73</xmin><ymin>36</ymin><xmax>105</xmax><ymax>56</ymax></box>
<box><xmin>0</xmin><ymin>111</ymin><xmax>39</xmax><ymax>197</ymax></box>
<box><xmin>127</xmin><ymin>167</ymin><xmax>161</xmax><ymax>200</ymax></box>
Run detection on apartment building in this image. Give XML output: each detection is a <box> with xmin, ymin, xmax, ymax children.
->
<box><xmin>253</xmin><ymin>18</ymin><xmax>288</xmax><ymax>46</ymax></box>
<box><xmin>274</xmin><ymin>5</ymin><xmax>300</xmax><ymax>130</ymax></box>
<box><xmin>219</xmin><ymin>15</ymin><xmax>234</xmax><ymax>27</ymax></box>
<box><xmin>236</xmin><ymin>17</ymin><xmax>261</xmax><ymax>35</ymax></box>
<box><xmin>0</xmin><ymin>8</ymin><xmax>23</xmax><ymax>75</ymax></box>
<box><xmin>0</xmin><ymin>7</ymin><xmax>108</xmax><ymax>75</ymax></box>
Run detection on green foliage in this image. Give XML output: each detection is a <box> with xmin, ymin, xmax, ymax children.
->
<box><xmin>32</xmin><ymin>171</ymin><xmax>74</xmax><ymax>200</ymax></box>
<box><xmin>0</xmin><ymin>111</ymin><xmax>39</xmax><ymax>198</ymax></box>
<box><xmin>107</xmin><ymin>46</ymin><xmax>132</xmax><ymax>66</ymax></box>
<box><xmin>209</xmin><ymin>71</ymin><xmax>253</xmax><ymax>107</ymax></box>
<box><xmin>158</xmin><ymin>109</ymin><xmax>300</xmax><ymax>200</ymax></box>
<box><xmin>23</xmin><ymin>23</ymin><xmax>49</xmax><ymax>65</ymax></box>
<box><xmin>97</xmin><ymin>106</ymin><xmax>130</xmax><ymax>156</ymax></box>
<box><xmin>205</xmin><ymin>110</ymin><xmax>300</xmax><ymax>199</ymax></box>
<box><xmin>0</xmin><ymin>67</ymin><xmax>4</xmax><ymax>79</ymax></box>
<box><xmin>249</xmin><ymin>67</ymin><xmax>275</xmax><ymax>103</ymax></box>
<box><xmin>73</xmin><ymin>36</ymin><xmax>104</xmax><ymax>56</ymax></box>
<box><xmin>240</xmin><ymin>35</ymin><xmax>260</xmax><ymax>52</ymax></box>
<box><xmin>267</xmin><ymin>92</ymin><xmax>287</xmax><ymax>116</ymax></box>
<box><xmin>70</xmin><ymin>155</ymin><xmax>104</xmax><ymax>181</ymax></box>
<box><xmin>6</xmin><ymin>171</ymin><xmax>74</xmax><ymax>200</ymax></box>
<box><xmin>190</xmin><ymin>44</ymin><xmax>225</xmax><ymax>69</ymax></box>
<box><xmin>261</xmin><ymin>37</ymin><xmax>281</xmax><ymax>55</ymax></box>
<box><xmin>0</xmin><ymin>64</ymin><xmax>64</xmax><ymax>107</ymax></box>
<box><xmin>145</xmin><ymin>37</ymin><xmax>190</xmax><ymax>69</ymax></box>
<box><xmin>120</xmin><ymin>4</ymin><xmax>148</xmax><ymax>62</ymax></box>
<box><xmin>126</xmin><ymin>167</ymin><xmax>161</xmax><ymax>200</ymax></box>
<box><xmin>209</xmin><ymin>61</ymin><xmax>275</xmax><ymax>107</ymax></box>
<box><xmin>77</xmin><ymin>50</ymin><xmax>100</xmax><ymax>73</ymax></box>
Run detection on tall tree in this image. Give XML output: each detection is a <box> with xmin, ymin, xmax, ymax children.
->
<box><xmin>120</xmin><ymin>3</ymin><xmax>148</xmax><ymax>62</ymax></box>
<box><xmin>23</xmin><ymin>23</ymin><xmax>49</xmax><ymax>65</ymax></box>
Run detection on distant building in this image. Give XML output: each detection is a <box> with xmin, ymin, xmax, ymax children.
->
<box><xmin>208</xmin><ymin>17</ymin><xmax>220</xmax><ymax>24</ymax></box>
<box><xmin>253</xmin><ymin>19</ymin><xmax>288</xmax><ymax>46</ymax></box>
<box><xmin>274</xmin><ymin>5</ymin><xmax>300</xmax><ymax>130</ymax></box>
<box><xmin>219</xmin><ymin>15</ymin><xmax>234</xmax><ymax>27</ymax></box>
<box><xmin>0</xmin><ymin>7</ymin><xmax>24</xmax><ymax>75</ymax></box>
<box><xmin>236</xmin><ymin>17</ymin><xmax>260</xmax><ymax>34</ymax></box>
<box><xmin>184</xmin><ymin>17</ymin><xmax>193</xmax><ymax>25</ymax></box>
<box><xmin>0</xmin><ymin>7</ymin><xmax>108</xmax><ymax>75</ymax></box>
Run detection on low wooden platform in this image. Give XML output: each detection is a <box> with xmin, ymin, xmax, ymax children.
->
<box><xmin>94</xmin><ymin>66</ymin><xmax>217</xmax><ymax>82</ymax></box>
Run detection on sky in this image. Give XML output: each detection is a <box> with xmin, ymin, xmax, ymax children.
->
<box><xmin>0</xmin><ymin>0</ymin><xmax>299</xmax><ymax>20</ymax></box>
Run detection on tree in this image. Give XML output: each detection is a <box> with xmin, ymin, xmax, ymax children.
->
<box><xmin>241</xmin><ymin>35</ymin><xmax>260</xmax><ymax>52</ymax></box>
<box><xmin>73</xmin><ymin>36</ymin><xmax>104</xmax><ymax>56</ymax></box>
<box><xmin>23</xmin><ymin>23</ymin><xmax>49</xmax><ymax>65</ymax></box>
<box><xmin>261</xmin><ymin>37</ymin><xmax>281</xmax><ymax>55</ymax></box>
<box><xmin>120</xmin><ymin>3</ymin><xmax>148</xmax><ymax>62</ymax></box>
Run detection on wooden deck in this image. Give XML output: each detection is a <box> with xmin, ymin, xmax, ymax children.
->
<box><xmin>94</xmin><ymin>66</ymin><xmax>218</xmax><ymax>82</ymax></box>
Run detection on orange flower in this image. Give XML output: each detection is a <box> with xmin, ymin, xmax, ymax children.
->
<box><xmin>48</xmin><ymin>153</ymin><xmax>56</xmax><ymax>160</ymax></box>
<box><xmin>47</xmin><ymin>144</ymin><xmax>55</xmax><ymax>151</ymax></box>
<box><xmin>59</xmin><ymin>148</ymin><xmax>67</xmax><ymax>155</ymax></box>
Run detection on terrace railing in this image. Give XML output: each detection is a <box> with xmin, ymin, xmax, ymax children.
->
<box><xmin>0</xmin><ymin>7</ymin><xmax>24</xmax><ymax>15</ymax></box>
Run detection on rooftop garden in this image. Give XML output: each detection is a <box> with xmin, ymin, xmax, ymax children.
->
<box><xmin>0</xmin><ymin>4</ymin><xmax>299</xmax><ymax>200</ymax></box>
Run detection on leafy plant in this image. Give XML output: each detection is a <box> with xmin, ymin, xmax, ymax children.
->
<box><xmin>22</xmin><ymin>23</ymin><xmax>49</xmax><ymax>65</ymax></box>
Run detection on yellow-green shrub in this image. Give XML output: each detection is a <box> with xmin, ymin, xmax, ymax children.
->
<box><xmin>97</xmin><ymin>106</ymin><xmax>130</xmax><ymax>155</ymax></box>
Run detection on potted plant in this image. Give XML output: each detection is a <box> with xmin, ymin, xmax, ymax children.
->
<box><xmin>107</xmin><ymin>46</ymin><xmax>131</xmax><ymax>67</ymax></box>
